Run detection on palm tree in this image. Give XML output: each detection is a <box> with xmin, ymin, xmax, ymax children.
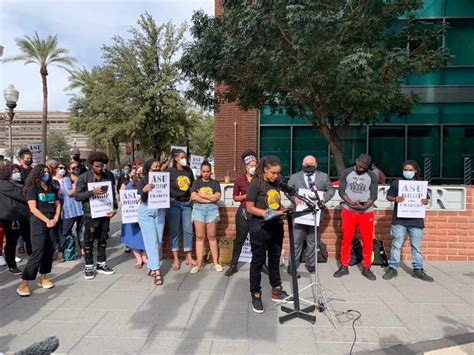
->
<box><xmin>3</xmin><ymin>32</ymin><xmax>76</xmax><ymax>162</ymax></box>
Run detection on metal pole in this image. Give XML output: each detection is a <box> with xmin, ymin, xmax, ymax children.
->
<box><xmin>423</xmin><ymin>155</ymin><xmax>433</xmax><ymax>183</ymax></box>
<box><xmin>463</xmin><ymin>155</ymin><xmax>472</xmax><ymax>185</ymax></box>
<box><xmin>8</xmin><ymin>122</ymin><xmax>12</xmax><ymax>162</ymax></box>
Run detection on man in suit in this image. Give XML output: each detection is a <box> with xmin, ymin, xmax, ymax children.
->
<box><xmin>288</xmin><ymin>155</ymin><xmax>335</xmax><ymax>273</ymax></box>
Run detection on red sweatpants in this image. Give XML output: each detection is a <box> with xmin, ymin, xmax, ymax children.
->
<box><xmin>340</xmin><ymin>209</ymin><xmax>375</xmax><ymax>268</ymax></box>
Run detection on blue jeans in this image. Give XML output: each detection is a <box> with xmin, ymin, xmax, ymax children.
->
<box><xmin>138</xmin><ymin>204</ymin><xmax>165</xmax><ymax>270</ymax></box>
<box><xmin>389</xmin><ymin>224</ymin><xmax>424</xmax><ymax>270</ymax></box>
<box><xmin>166</xmin><ymin>200</ymin><xmax>193</xmax><ymax>252</ymax></box>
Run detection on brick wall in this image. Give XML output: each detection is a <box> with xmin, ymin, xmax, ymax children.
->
<box><xmin>161</xmin><ymin>187</ymin><xmax>473</xmax><ymax>262</ymax></box>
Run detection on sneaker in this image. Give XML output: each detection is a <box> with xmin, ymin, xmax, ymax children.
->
<box><xmin>37</xmin><ymin>276</ymin><xmax>54</xmax><ymax>289</ymax></box>
<box><xmin>412</xmin><ymin>269</ymin><xmax>434</xmax><ymax>282</ymax></box>
<box><xmin>84</xmin><ymin>265</ymin><xmax>95</xmax><ymax>280</ymax></box>
<box><xmin>17</xmin><ymin>246</ymin><xmax>26</xmax><ymax>254</ymax></box>
<box><xmin>213</xmin><ymin>264</ymin><xmax>223</xmax><ymax>272</ymax></box>
<box><xmin>362</xmin><ymin>267</ymin><xmax>376</xmax><ymax>281</ymax></box>
<box><xmin>190</xmin><ymin>265</ymin><xmax>202</xmax><ymax>274</ymax></box>
<box><xmin>251</xmin><ymin>292</ymin><xmax>264</xmax><ymax>313</ymax></box>
<box><xmin>16</xmin><ymin>281</ymin><xmax>30</xmax><ymax>297</ymax></box>
<box><xmin>225</xmin><ymin>265</ymin><xmax>238</xmax><ymax>276</ymax></box>
<box><xmin>271</xmin><ymin>286</ymin><xmax>291</xmax><ymax>302</ymax></box>
<box><xmin>383</xmin><ymin>267</ymin><xmax>398</xmax><ymax>280</ymax></box>
<box><xmin>333</xmin><ymin>265</ymin><xmax>349</xmax><ymax>278</ymax></box>
<box><xmin>15</xmin><ymin>256</ymin><xmax>22</xmax><ymax>263</ymax></box>
<box><xmin>96</xmin><ymin>263</ymin><xmax>115</xmax><ymax>275</ymax></box>
<box><xmin>305</xmin><ymin>265</ymin><xmax>316</xmax><ymax>274</ymax></box>
<box><xmin>0</xmin><ymin>255</ymin><xmax>6</xmax><ymax>266</ymax></box>
<box><xmin>9</xmin><ymin>267</ymin><xmax>22</xmax><ymax>275</ymax></box>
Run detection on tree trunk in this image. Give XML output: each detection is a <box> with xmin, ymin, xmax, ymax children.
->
<box><xmin>41</xmin><ymin>67</ymin><xmax>48</xmax><ymax>163</ymax></box>
<box><xmin>114</xmin><ymin>143</ymin><xmax>121</xmax><ymax>168</ymax></box>
<box><xmin>154</xmin><ymin>133</ymin><xmax>160</xmax><ymax>159</ymax></box>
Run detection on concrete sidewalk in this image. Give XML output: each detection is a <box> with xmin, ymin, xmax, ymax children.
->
<box><xmin>0</xmin><ymin>230</ymin><xmax>473</xmax><ymax>354</ymax></box>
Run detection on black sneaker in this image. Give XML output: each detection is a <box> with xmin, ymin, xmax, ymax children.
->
<box><xmin>305</xmin><ymin>265</ymin><xmax>315</xmax><ymax>274</ymax></box>
<box><xmin>251</xmin><ymin>292</ymin><xmax>264</xmax><ymax>313</ymax></box>
<box><xmin>9</xmin><ymin>267</ymin><xmax>22</xmax><ymax>275</ymax></box>
<box><xmin>84</xmin><ymin>265</ymin><xmax>95</xmax><ymax>280</ymax></box>
<box><xmin>224</xmin><ymin>265</ymin><xmax>238</xmax><ymax>277</ymax></box>
<box><xmin>383</xmin><ymin>267</ymin><xmax>398</xmax><ymax>280</ymax></box>
<box><xmin>97</xmin><ymin>263</ymin><xmax>115</xmax><ymax>275</ymax></box>
<box><xmin>412</xmin><ymin>269</ymin><xmax>434</xmax><ymax>282</ymax></box>
<box><xmin>333</xmin><ymin>265</ymin><xmax>349</xmax><ymax>278</ymax></box>
<box><xmin>362</xmin><ymin>267</ymin><xmax>376</xmax><ymax>281</ymax></box>
<box><xmin>271</xmin><ymin>286</ymin><xmax>292</xmax><ymax>303</ymax></box>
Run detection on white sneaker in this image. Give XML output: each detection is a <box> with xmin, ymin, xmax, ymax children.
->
<box><xmin>15</xmin><ymin>256</ymin><xmax>22</xmax><ymax>263</ymax></box>
<box><xmin>0</xmin><ymin>255</ymin><xmax>6</xmax><ymax>267</ymax></box>
<box><xmin>190</xmin><ymin>265</ymin><xmax>202</xmax><ymax>274</ymax></box>
<box><xmin>213</xmin><ymin>264</ymin><xmax>223</xmax><ymax>272</ymax></box>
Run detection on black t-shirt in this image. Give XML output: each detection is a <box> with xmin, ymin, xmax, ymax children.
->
<box><xmin>190</xmin><ymin>178</ymin><xmax>221</xmax><ymax>204</ymax></box>
<box><xmin>246</xmin><ymin>179</ymin><xmax>282</xmax><ymax>218</ymax></box>
<box><xmin>26</xmin><ymin>185</ymin><xmax>58</xmax><ymax>215</ymax></box>
<box><xmin>387</xmin><ymin>179</ymin><xmax>425</xmax><ymax>228</ymax></box>
<box><xmin>167</xmin><ymin>166</ymin><xmax>194</xmax><ymax>201</ymax></box>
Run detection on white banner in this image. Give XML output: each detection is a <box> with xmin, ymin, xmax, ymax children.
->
<box><xmin>190</xmin><ymin>155</ymin><xmax>205</xmax><ymax>170</ymax></box>
<box><xmin>397</xmin><ymin>180</ymin><xmax>428</xmax><ymax>219</ymax></box>
<box><xmin>120</xmin><ymin>189</ymin><xmax>140</xmax><ymax>224</ymax></box>
<box><xmin>27</xmin><ymin>143</ymin><xmax>44</xmax><ymax>164</ymax></box>
<box><xmin>88</xmin><ymin>181</ymin><xmax>114</xmax><ymax>218</ymax></box>
<box><xmin>147</xmin><ymin>172</ymin><xmax>170</xmax><ymax>209</ymax></box>
<box><xmin>294</xmin><ymin>188</ymin><xmax>323</xmax><ymax>227</ymax></box>
<box><xmin>170</xmin><ymin>145</ymin><xmax>188</xmax><ymax>153</ymax></box>
<box><xmin>238</xmin><ymin>234</ymin><xmax>252</xmax><ymax>263</ymax></box>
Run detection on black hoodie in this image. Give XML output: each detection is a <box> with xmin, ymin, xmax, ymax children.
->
<box><xmin>0</xmin><ymin>180</ymin><xmax>30</xmax><ymax>221</ymax></box>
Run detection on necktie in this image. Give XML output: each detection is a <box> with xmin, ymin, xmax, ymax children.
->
<box><xmin>307</xmin><ymin>174</ymin><xmax>312</xmax><ymax>189</ymax></box>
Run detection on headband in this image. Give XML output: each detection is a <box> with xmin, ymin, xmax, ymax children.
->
<box><xmin>244</xmin><ymin>155</ymin><xmax>257</xmax><ymax>165</ymax></box>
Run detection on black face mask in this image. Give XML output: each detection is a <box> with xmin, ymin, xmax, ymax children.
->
<box><xmin>24</xmin><ymin>160</ymin><xmax>33</xmax><ymax>167</ymax></box>
<box><xmin>71</xmin><ymin>168</ymin><xmax>81</xmax><ymax>176</ymax></box>
<box><xmin>302</xmin><ymin>165</ymin><xmax>316</xmax><ymax>174</ymax></box>
<box><xmin>72</xmin><ymin>156</ymin><xmax>80</xmax><ymax>162</ymax></box>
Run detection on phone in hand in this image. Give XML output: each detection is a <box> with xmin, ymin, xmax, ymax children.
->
<box><xmin>101</xmin><ymin>185</ymin><xmax>109</xmax><ymax>192</ymax></box>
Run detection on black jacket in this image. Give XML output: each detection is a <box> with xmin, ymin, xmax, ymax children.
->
<box><xmin>0</xmin><ymin>180</ymin><xmax>30</xmax><ymax>221</ymax></box>
<box><xmin>75</xmin><ymin>170</ymin><xmax>117</xmax><ymax>218</ymax></box>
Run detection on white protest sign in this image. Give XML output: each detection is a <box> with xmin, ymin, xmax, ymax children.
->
<box><xmin>27</xmin><ymin>143</ymin><xmax>44</xmax><ymax>164</ymax></box>
<box><xmin>120</xmin><ymin>189</ymin><xmax>140</xmax><ymax>224</ymax></box>
<box><xmin>170</xmin><ymin>145</ymin><xmax>188</xmax><ymax>153</ymax></box>
<box><xmin>87</xmin><ymin>181</ymin><xmax>114</xmax><ymax>218</ymax></box>
<box><xmin>238</xmin><ymin>234</ymin><xmax>252</xmax><ymax>263</ymax></box>
<box><xmin>190</xmin><ymin>155</ymin><xmax>205</xmax><ymax>170</ymax></box>
<box><xmin>294</xmin><ymin>188</ymin><xmax>323</xmax><ymax>227</ymax></box>
<box><xmin>397</xmin><ymin>180</ymin><xmax>428</xmax><ymax>219</ymax></box>
<box><xmin>147</xmin><ymin>172</ymin><xmax>170</xmax><ymax>209</ymax></box>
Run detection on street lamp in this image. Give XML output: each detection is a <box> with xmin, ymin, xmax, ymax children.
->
<box><xmin>1</xmin><ymin>84</ymin><xmax>19</xmax><ymax>161</ymax></box>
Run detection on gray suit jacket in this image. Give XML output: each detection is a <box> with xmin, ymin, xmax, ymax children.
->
<box><xmin>287</xmin><ymin>170</ymin><xmax>335</xmax><ymax>209</ymax></box>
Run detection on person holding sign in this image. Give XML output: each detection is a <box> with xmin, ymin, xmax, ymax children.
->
<box><xmin>166</xmin><ymin>149</ymin><xmax>196</xmax><ymax>270</ymax></box>
<box><xmin>246</xmin><ymin>155</ymin><xmax>290</xmax><ymax>314</ymax></box>
<box><xmin>287</xmin><ymin>155</ymin><xmax>335</xmax><ymax>273</ymax></box>
<box><xmin>138</xmin><ymin>160</ymin><xmax>167</xmax><ymax>285</ymax></box>
<box><xmin>190</xmin><ymin>161</ymin><xmax>222</xmax><ymax>273</ymax></box>
<box><xmin>334</xmin><ymin>154</ymin><xmax>378</xmax><ymax>281</ymax></box>
<box><xmin>75</xmin><ymin>152</ymin><xmax>117</xmax><ymax>280</ymax></box>
<box><xmin>384</xmin><ymin>160</ymin><xmax>433</xmax><ymax>282</ymax></box>
<box><xmin>17</xmin><ymin>165</ymin><xmax>61</xmax><ymax>297</ymax></box>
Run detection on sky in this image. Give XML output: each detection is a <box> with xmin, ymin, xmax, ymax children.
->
<box><xmin>0</xmin><ymin>0</ymin><xmax>214</xmax><ymax>111</ymax></box>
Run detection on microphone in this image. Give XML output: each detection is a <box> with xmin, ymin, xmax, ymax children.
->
<box><xmin>277</xmin><ymin>177</ymin><xmax>296</xmax><ymax>195</ymax></box>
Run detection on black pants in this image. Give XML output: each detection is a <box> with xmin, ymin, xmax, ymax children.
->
<box><xmin>231</xmin><ymin>205</ymin><xmax>249</xmax><ymax>265</ymax></box>
<box><xmin>1</xmin><ymin>220</ymin><xmax>31</xmax><ymax>269</ymax></box>
<box><xmin>22</xmin><ymin>216</ymin><xmax>57</xmax><ymax>280</ymax></box>
<box><xmin>83</xmin><ymin>216</ymin><xmax>110</xmax><ymax>266</ymax></box>
<box><xmin>249</xmin><ymin>219</ymin><xmax>283</xmax><ymax>293</ymax></box>
<box><xmin>58</xmin><ymin>215</ymin><xmax>84</xmax><ymax>252</ymax></box>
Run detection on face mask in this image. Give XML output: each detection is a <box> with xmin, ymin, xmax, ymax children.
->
<box><xmin>71</xmin><ymin>168</ymin><xmax>80</xmax><ymax>176</ymax></box>
<box><xmin>41</xmin><ymin>173</ymin><xmax>50</xmax><ymax>182</ymax></box>
<box><xmin>179</xmin><ymin>158</ymin><xmax>187</xmax><ymax>167</ymax></box>
<box><xmin>12</xmin><ymin>172</ymin><xmax>22</xmax><ymax>182</ymax></box>
<box><xmin>58</xmin><ymin>169</ymin><xmax>66</xmax><ymax>177</ymax></box>
<box><xmin>24</xmin><ymin>160</ymin><xmax>33</xmax><ymax>167</ymax></box>
<box><xmin>247</xmin><ymin>167</ymin><xmax>256</xmax><ymax>175</ymax></box>
<box><xmin>302</xmin><ymin>164</ymin><xmax>316</xmax><ymax>174</ymax></box>
<box><xmin>122</xmin><ymin>169</ymin><xmax>129</xmax><ymax>176</ymax></box>
<box><xmin>403</xmin><ymin>171</ymin><xmax>415</xmax><ymax>179</ymax></box>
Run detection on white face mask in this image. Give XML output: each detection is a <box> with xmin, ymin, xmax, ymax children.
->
<box><xmin>179</xmin><ymin>158</ymin><xmax>187</xmax><ymax>167</ymax></box>
<box><xmin>58</xmin><ymin>169</ymin><xmax>67</xmax><ymax>177</ymax></box>
<box><xmin>247</xmin><ymin>167</ymin><xmax>256</xmax><ymax>175</ymax></box>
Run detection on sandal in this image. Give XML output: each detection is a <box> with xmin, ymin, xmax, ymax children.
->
<box><xmin>185</xmin><ymin>259</ymin><xmax>196</xmax><ymax>266</ymax></box>
<box><xmin>147</xmin><ymin>269</ymin><xmax>155</xmax><ymax>277</ymax></box>
<box><xmin>172</xmin><ymin>260</ymin><xmax>181</xmax><ymax>271</ymax></box>
<box><xmin>154</xmin><ymin>273</ymin><xmax>163</xmax><ymax>286</ymax></box>
<box><xmin>135</xmin><ymin>262</ymin><xmax>143</xmax><ymax>269</ymax></box>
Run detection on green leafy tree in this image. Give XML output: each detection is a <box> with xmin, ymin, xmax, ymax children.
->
<box><xmin>46</xmin><ymin>132</ymin><xmax>71</xmax><ymax>162</ymax></box>
<box><xmin>3</xmin><ymin>32</ymin><xmax>76</xmax><ymax>163</ymax></box>
<box><xmin>181</xmin><ymin>1</ymin><xmax>451</xmax><ymax>175</ymax></box>
<box><xmin>188</xmin><ymin>108</ymin><xmax>214</xmax><ymax>157</ymax></box>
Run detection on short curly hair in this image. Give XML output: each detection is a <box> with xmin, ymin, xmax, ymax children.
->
<box><xmin>88</xmin><ymin>151</ymin><xmax>109</xmax><ymax>165</ymax></box>
<box><xmin>18</xmin><ymin>148</ymin><xmax>32</xmax><ymax>159</ymax></box>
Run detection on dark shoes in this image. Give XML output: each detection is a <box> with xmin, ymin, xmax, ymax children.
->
<box><xmin>9</xmin><ymin>267</ymin><xmax>22</xmax><ymax>275</ymax></box>
<box><xmin>97</xmin><ymin>263</ymin><xmax>115</xmax><ymax>275</ymax></box>
<box><xmin>412</xmin><ymin>268</ymin><xmax>434</xmax><ymax>282</ymax></box>
<box><xmin>251</xmin><ymin>292</ymin><xmax>264</xmax><ymax>313</ymax></box>
<box><xmin>383</xmin><ymin>267</ymin><xmax>398</xmax><ymax>280</ymax></box>
<box><xmin>271</xmin><ymin>286</ymin><xmax>291</xmax><ymax>302</ymax></box>
<box><xmin>305</xmin><ymin>265</ymin><xmax>315</xmax><ymax>274</ymax></box>
<box><xmin>84</xmin><ymin>265</ymin><xmax>95</xmax><ymax>280</ymax></box>
<box><xmin>225</xmin><ymin>265</ymin><xmax>238</xmax><ymax>277</ymax></box>
<box><xmin>333</xmin><ymin>265</ymin><xmax>349</xmax><ymax>278</ymax></box>
<box><xmin>362</xmin><ymin>267</ymin><xmax>376</xmax><ymax>281</ymax></box>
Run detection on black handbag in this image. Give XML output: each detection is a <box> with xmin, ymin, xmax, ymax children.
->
<box><xmin>372</xmin><ymin>239</ymin><xmax>389</xmax><ymax>267</ymax></box>
<box><xmin>349</xmin><ymin>238</ymin><xmax>363</xmax><ymax>266</ymax></box>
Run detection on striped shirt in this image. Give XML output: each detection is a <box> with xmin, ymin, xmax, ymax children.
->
<box><xmin>58</xmin><ymin>177</ymin><xmax>84</xmax><ymax>219</ymax></box>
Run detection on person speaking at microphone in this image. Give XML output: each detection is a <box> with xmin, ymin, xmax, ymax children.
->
<box><xmin>287</xmin><ymin>155</ymin><xmax>335</xmax><ymax>274</ymax></box>
<box><xmin>246</xmin><ymin>155</ymin><xmax>290</xmax><ymax>314</ymax></box>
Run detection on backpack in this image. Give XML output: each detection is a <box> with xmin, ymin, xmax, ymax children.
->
<box><xmin>349</xmin><ymin>238</ymin><xmax>363</xmax><ymax>266</ymax></box>
<box><xmin>317</xmin><ymin>239</ymin><xmax>328</xmax><ymax>263</ymax></box>
<box><xmin>372</xmin><ymin>239</ymin><xmax>389</xmax><ymax>267</ymax></box>
<box><xmin>63</xmin><ymin>234</ymin><xmax>79</xmax><ymax>261</ymax></box>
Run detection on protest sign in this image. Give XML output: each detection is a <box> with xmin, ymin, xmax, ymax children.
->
<box><xmin>147</xmin><ymin>172</ymin><xmax>170</xmax><ymax>209</ymax></box>
<box><xmin>238</xmin><ymin>234</ymin><xmax>252</xmax><ymax>263</ymax></box>
<box><xmin>120</xmin><ymin>189</ymin><xmax>140</xmax><ymax>224</ymax></box>
<box><xmin>27</xmin><ymin>143</ymin><xmax>44</xmax><ymax>164</ymax></box>
<box><xmin>294</xmin><ymin>188</ymin><xmax>323</xmax><ymax>226</ymax></box>
<box><xmin>397</xmin><ymin>180</ymin><xmax>428</xmax><ymax>219</ymax></box>
<box><xmin>87</xmin><ymin>181</ymin><xmax>114</xmax><ymax>218</ymax></box>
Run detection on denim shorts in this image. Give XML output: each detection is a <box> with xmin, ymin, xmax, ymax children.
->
<box><xmin>191</xmin><ymin>203</ymin><xmax>220</xmax><ymax>224</ymax></box>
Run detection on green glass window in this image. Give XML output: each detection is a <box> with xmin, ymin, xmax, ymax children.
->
<box><xmin>443</xmin><ymin>67</ymin><xmax>474</xmax><ymax>85</ymax></box>
<box><xmin>445</xmin><ymin>0</ymin><xmax>474</xmax><ymax>17</ymax></box>
<box><xmin>292</xmin><ymin>127</ymin><xmax>329</xmax><ymax>175</ymax></box>
<box><xmin>442</xmin><ymin>103</ymin><xmax>474</xmax><ymax>123</ymax></box>
<box><xmin>329</xmin><ymin>126</ymin><xmax>367</xmax><ymax>177</ymax></box>
<box><xmin>406</xmin><ymin>104</ymin><xmax>440</xmax><ymax>124</ymax></box>
<box><xmin>442</xmin><ymin>127</ymin><xmax>474</xmax><ymax>178</ymax></box>
<box><xmin>369</xmin><ymin>127</ymin><xmax>405</xmax><ymax>178</ymax></box>
<box><xmin>416</xmin><ymin>0</ymin><xmax>443</xmax><ymax>17</ymax></box>
<box><xmin>260</xmin><ymin>106</ymin><xmax>291</xmax><ymax>125</ymax></box>
<box><xmin>259</xmin><ymin>126</ymin><xmax>291</xmax><ymax>176</ymax></box>
<box><xmin>445</xmin><ymin>20</ymin><xmax>474</xmax><ymax>65</ymax></box>
<box><xmin>405</xmin><ymin>71</ymin><xmax>442</xmax><ymax>85</ymax></box>
<box><xmin>407</xmin><ymin>126</ymin><xmax>441</xmax><ymax>177</ymax></box>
